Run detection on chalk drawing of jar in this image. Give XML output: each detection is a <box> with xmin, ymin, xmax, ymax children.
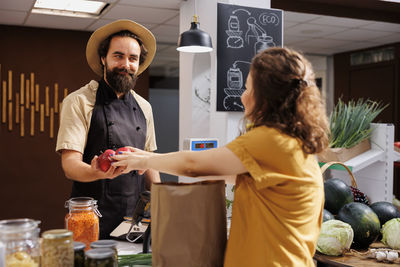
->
<box><xmin>226</xmin><ymin>15</ymin><xmax>243</xmax><ymax>49</ymax></box>
<box><xmin>223</xmin><ymin>67</ymin><xmax>244</xmax><ymax>111</ymax></box>
<box><xmin>254</xmin><ymin>34</ymin><xmax>275</xmax><ymax>55</ymax></box>
<box><xmin>227</xmin><ymin>67</ymin><xmax>243</xmax><ymax>89</ymax></box>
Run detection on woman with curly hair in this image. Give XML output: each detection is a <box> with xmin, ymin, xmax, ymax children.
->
<box><xmin>113</xmin><ymin>47</ymin><xmax>330</xmax><ymax>266</ymax></box>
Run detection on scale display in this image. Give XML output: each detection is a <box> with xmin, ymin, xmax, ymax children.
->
<box><xmin>183</xmin><ymin>138</ymin><xmax>219</xmax><ymax>151</ymax></box>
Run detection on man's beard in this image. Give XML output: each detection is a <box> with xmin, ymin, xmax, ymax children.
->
<box><xmin>105</xmin><ymin>63</ymin><xmax>138</xmax><ymax>95</ymax></box>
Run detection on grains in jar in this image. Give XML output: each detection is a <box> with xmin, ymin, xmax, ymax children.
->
<box><xmin>65</xmin><ymin>197</ymin><xmax>101</xmax><ymax>250</ymax></box>
<box><xmin>41</xmin><ymin>229</ymin><xmax>74</xmax><ymax>267</ymax></box>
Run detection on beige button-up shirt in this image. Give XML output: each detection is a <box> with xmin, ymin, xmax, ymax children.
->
<box><xmin>56</xmin><ymin>80</ymin><xmax>157</xmax><ymax>154</ymax></box>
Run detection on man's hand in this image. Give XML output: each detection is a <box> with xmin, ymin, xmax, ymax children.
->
<box><xmin>61</xmin><ymin>150</ymin><xmax>125</xmax><ymax>182</ymax></box>
<box><xmin>90</xmin><ymin>155</ymin><xmax>126</xmax><ymax>179</ymax></box>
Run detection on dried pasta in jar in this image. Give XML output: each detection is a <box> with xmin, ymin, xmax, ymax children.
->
<box><xmin>6</xmin><ymin>251</ymin><xmax>39</xmax><ymax>267</ymax></box>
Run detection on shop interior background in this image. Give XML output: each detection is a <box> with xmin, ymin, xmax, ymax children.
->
<box><xmin>0</xmin><ymin>0</ymin><xmax>399</xmax><ymax>231</ymax></box>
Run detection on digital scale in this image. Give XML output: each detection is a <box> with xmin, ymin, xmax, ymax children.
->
<box><xmin>183</xmin><ymin>138</ymin><xmax>219</xmax><ymax>151</ymax></box>
<box><xmin>180</xmin><ymin>138</ymin><xmax>219</xmax><ymax>183</ymax></box>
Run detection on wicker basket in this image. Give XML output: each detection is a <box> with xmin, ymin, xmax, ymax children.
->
<box><xmin>320</xmin><ymin>161</ymin><xmax>358</xmax><ymax>188</ymax></box>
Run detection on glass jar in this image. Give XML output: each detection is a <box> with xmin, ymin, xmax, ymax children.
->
<box><xmin>73</xmin><ymin>241</ymin><xmax>86</xmax><ymax>267</ymax></box>
<box><xmin>0</xmin><ymin>218</ymin><xmax>40</xmax><ymax>267</ymax></box>
<box><xmin>85</xmin><ymin>248</ymin><xmax>116</xmax><ymax>267</ymax></box>
<box><xmin>90</xmin><ymin>240</ymin><xmax>118</xmax><ymax>263</ymax></box>
<box><xmin>41</xmin><ymin>229</ymin><xmax>74</xmax><ymax>267</ymax></box>
<box><xmin>65</xmin><ymin>197</ymin><xmax>101</xmax><ymax>250</ymax></box>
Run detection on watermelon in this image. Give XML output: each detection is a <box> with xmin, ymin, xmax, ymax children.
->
<box><xmin>370</xmin><ymin>201</ymin><xmax>400</xmax><ymax>226</ymax></box>
<box><xmin>337</xmin><ymin>202</ymin><xmax>381</xmax><ymax>249</ymax></box>
<box><xmin>324</xmin><ymin>178</ymin><xmax>354</xmax><ymax>214</ymax></box>
<box><xmin>323</xmin><ymin>209</ymin><xmax>335</xmax><ymax>222</ymax></box>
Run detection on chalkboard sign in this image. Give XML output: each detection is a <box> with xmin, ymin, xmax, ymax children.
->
<box><xmin>217</xmin><ymin>3</ymin><xmax>283</xmax><ymax>111</ymax></box>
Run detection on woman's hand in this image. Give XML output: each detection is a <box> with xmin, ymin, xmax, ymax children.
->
<box><xmin>90</xmin><ymin>155</ymin><xmax>126</xmax><ymax>178</ymax></box>
<box><xmin>111</xmin><ymin>147</ymin><xmax>149</xmax><ymax>174</ymax></box>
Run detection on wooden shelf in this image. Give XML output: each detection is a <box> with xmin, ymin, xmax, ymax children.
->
<box><xmin>344</xmin><ymin>148</ymin><xmax>385</xmax><ymax>172</ymax></box>
<box><xmin>319</xmin><ymin>148</ymin><xmax>385</xmax><ymax>172</ymax></box>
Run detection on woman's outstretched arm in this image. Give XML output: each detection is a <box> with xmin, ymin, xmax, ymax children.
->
<box><xmin>112</xmin><ymin>146</ymin><xmax>246</xmax><ymax>183</ymax></box>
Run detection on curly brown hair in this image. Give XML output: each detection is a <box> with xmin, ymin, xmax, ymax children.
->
<box><xmin>248</xmin><ymin>47</ymin><xmax>329</xmax><ymax>154</ymax></box>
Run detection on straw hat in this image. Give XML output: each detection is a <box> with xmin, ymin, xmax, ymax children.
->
<box><xmin>86</xmin><ymin>19</ymin><xmax>156</xmax><ymax>76</ymax></box>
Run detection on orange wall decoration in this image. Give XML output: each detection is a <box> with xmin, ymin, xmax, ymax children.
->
<box><xmin>0</xmin><ymin>66</ymin><xmax>67</xmax><ymax>138</ymax></box>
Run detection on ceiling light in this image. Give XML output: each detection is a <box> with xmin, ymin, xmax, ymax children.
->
<box><xmin>33</xmin><ymin>0</ymin><xmax>108</xmax><ymax>17</ymax></box>
<box><xmin>380</xmin><ymin>0</ymin><xmax>400</xmax><ymax>3</ymax></box>
<box><xmin>177</xmin><ymin>15</ymin><xmax>213</xmax><ymax>53</ymax></box>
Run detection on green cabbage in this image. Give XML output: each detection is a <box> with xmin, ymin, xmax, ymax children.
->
<box><xmin>317</xmin><ymin>219</ymin><xmax>354</xmax><ymax>256</ymax></box>
<box><xmin>381</xmin><ymin>218</ymin><xmax>400</xmax><ymax>249</ymax></box>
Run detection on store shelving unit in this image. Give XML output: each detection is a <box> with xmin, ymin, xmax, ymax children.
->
<box><xmin>327</xmin><ymin>123</ymin><xmax>396</xmax><ymax>203</ymax></box>
<box><xmin>395</xmin><ymin>150</ymin><xmax>400</xmax><ymax>162</ymax></box>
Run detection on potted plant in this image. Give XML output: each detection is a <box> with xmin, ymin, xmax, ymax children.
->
<box><xmin>318</xmin><ymin>98</ymin><xmax>387</xmax><ymax>163</ymax></box>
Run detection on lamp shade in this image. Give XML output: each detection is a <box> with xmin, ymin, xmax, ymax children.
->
<box><xmin>177</xmin><ymin>21</ymin><xmax>213</xmax><ymax>53</ymax></box>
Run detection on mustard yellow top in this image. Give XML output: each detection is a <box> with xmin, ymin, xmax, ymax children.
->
<box><xmin>225</xmin><ymin>126</ymin><xmax>324</xmax><ymax>267</ymax></box>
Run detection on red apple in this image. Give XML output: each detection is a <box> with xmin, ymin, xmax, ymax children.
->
<box><xmin>116</xmin><ymin>146</ymin><xmax>131</xmax><ymax>154</ymax></box>
<box><xmin>395</xmin><ymin>142</ymin><xmax>400</xmax><ymax>149</ymax></box>
<box><xmin>98</xmin><ymin>149</ymin><xmax>115</xmax><ymax>172</ymax></box>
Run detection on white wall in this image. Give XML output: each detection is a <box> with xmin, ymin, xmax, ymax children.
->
<box><xmin>179</xmin><ymin>0</ymin><xmax>271</xmax><ymax>152</ymax></box>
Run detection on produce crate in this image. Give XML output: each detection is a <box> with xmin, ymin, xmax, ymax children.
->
<box><xmin>318</xmin><ymin>139</ymin><xmax>371</xmax><ymax>163</ymax></box>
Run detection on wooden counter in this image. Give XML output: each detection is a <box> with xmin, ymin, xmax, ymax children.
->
<box><xmin>314</xmin><ymin>252</ymin><xmax>398</xmax><ymax>267</ymax></box>
<box><xmin>314</xmin><ymin>243</ymin><xmax>399</xmax><ymax>267</ymax></box>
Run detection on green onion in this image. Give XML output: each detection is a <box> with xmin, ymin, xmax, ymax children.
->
<box><xmin>118</xmin><ymin>253</ymin><xmax>152</xmax><ymax>266</ymax></box>
<box><xmin>329</xmin><ymin>98</ymin><xmax>387</xmax><ymax>148</ymax></box>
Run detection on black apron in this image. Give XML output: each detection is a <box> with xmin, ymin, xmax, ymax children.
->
<box><xmin>71</xmin><ymin>79</ymin><xmax>147</xmax><ymax>239</ymax></box>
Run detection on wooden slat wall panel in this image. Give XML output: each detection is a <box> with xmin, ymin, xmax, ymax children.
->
<box><xmin>0</xmin><ymin>25</ymin><xmax>150</xmax><ymax>232</ymax></box>
<box><xmin>20</xmin><ymin>73</ymin><xmax>24</xmax><ymax>105</ymax></box>
<box><xmin>54</xmin><ymin>83</ymin><xmax>58</xmax><ymax>113</ymax></box>
<box><xmin>2</xmin><ymin>81</ymin><xmax>5</xmax><ymax>123</ymax></box>
<box><xmin>8</xmin><ymin>102</ymin><xmax>12</xmax><ymax>131</ymax></box>
<box><xmin>0</xmin><ymin>69</ymin><xmax>71</xmax><ymax>137</ymax></box>
<box><xmin>8</xmin><ymin>70</ymin><xmax>12</xmax><ymax>101</ymax></box>
<box><xmin>30</xmin><ymin>73</ymin><xmax>34</xmax><ymax>103</ymax></box>
<box><xmin>16</xmin><ymin>92</ymin><xmax>19</xmax><ymax>124</ymax></box>
<box><xmin>20</xmin><ymin>106</ymin><xmax>24</xmax><ymax>137</ymax></box>
<box><xmin>35</xmin><ymin>84</ymin><xmax>39</xmax><ymax>112</ymax></box>
<box><xmin>25</xmin><ymin>79</ymin><xmax>29</xmax><ymax>109</ymax></box>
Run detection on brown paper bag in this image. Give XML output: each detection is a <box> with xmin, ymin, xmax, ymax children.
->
<box><xmin>151</xmin><ymin>180</ymin><xmax>227</xmax><ymax>267</ymax></box>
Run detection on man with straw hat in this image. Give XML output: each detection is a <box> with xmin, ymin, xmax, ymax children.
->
<box><xmin>56</xmin><ymin>19</ymin><xmax>160</xmax><ymax>239</ymax></box>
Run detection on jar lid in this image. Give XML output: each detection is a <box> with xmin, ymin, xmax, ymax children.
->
<box><xmin>0</xmin><ymin>218</ymin><xmax>40</xmax><ymax>235</ymax></box>
<box><xmin>90</xmin><ymin>239</ymin><xmax>117</xmax><ymax>249</ymax></box>
<box><xmin>85</xmin><ymin>248</ymin><xmax>115</xmax><ymax>259</ymax></box>
<box><xmin>65</xmin><ymin>197</ymin><xmax>97</xmax><ymax>208</ymax></box>
<box><xmin>42</xmin><ymin>229</ymin><xmax>73</xmax><ymax>239</ymax></box>
<box><xmin>74</xmin><ymin>241</ymin><xmax>86</xmax><ymax>251</ymax></box>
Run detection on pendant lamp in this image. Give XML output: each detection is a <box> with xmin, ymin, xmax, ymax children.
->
<box><xmin>177</xmin><ymin>15</ymin><xmax>213</xmax><ymax>53</ymax></box>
